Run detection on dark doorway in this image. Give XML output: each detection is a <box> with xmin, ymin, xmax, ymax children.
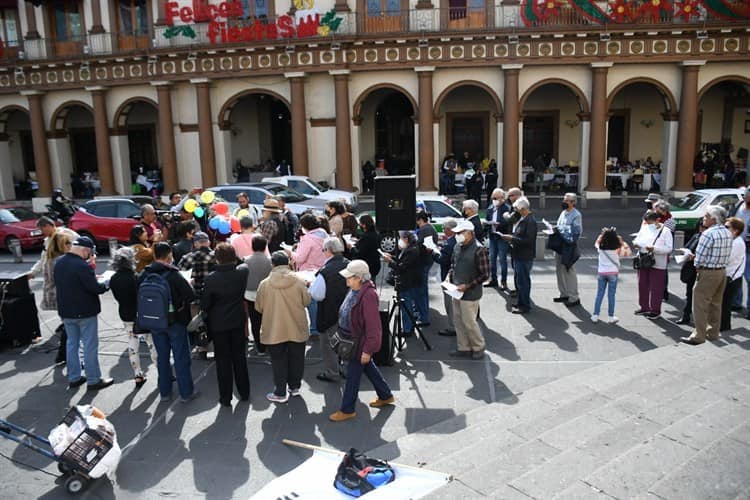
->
<box><xmin>128</xmin><ymin>126</ymin><xmax>157</xmax><ymax>170</ymax></box>
<box><xmin>69</xmin><ymin>128</ymin><xmax>97</xmax><ymax>175</ymax></box>
<box><xmin>19</xmin><ymin>131</ymin><xmax>36</xmax><ymax>175</ymax></box>
<box><xmin>270</xmin><ymin>98</ymin><xmax>292</xmax><ymax>164</ymax></box>
<box><xmin>523</xmin><ymin>114</ymin><xmax>555</xmax><ymax>164</ymax></box>
<box><xmin>451</xmin><ymin>115</ymin><xmax>486</xmax><ymax>161</ymax></box>
<box><xmin>607</xmin><ymin>110</ymin><xmax>629</xmax><ymax>162</ymax></box>
<box><xmin>375</xmin><ymin>92</ymin><xmax>415</xmax><ymax>175</ymax></box>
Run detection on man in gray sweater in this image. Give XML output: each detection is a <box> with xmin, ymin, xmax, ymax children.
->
<box><xmin>242</xmin><ymin>236</ymin><xmax>273</xmax><ymax>355</ymax></box>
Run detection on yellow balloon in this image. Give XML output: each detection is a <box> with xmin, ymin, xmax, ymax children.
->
<box><xmin>200</xmin><ymin>190</ymin><xmax>216</xmax><ymax>204</ymax></box>
<box><xmin>237</xmin><ymin>209</ymin><xmax>250</xmax><ymax>218</ymax></box>
<box><xmin>184</xmin><ymin>199</ymin><xmax>198</xmax><ymax>213</ymax></box>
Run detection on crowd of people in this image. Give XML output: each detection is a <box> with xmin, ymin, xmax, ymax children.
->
<box><xmin>25</xmin><ymin>184</ymin><xmax>750</xmax><ymax>421</ymax></box>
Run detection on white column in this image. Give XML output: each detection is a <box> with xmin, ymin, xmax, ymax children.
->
<box><xmin>662</xmin><ymin>120</ymin><xmax>679</xmax><ymax>194</ymax></box>
<box><xmin>579</xmin><ymin>120</ymin><xmax>590</xmax><ymax>193</ymax></box>
<box><xmin>496</xmin><ymin>121</ymin><xmax>504</xmax><ymax>186</ymax></box>
<box><xmin>110</xmin><ymin>135</ymin><xmax>131</xmax><ymax>195</ymax></box>
<box><xmin>48</xmin><ymin>138</ymin><xmax>73</xmax><ymax>197</ymax></box>
<box><xmin>0</xmin><ymin>142</ymin><xmax>14</xmax><ymax>200</ymax></box>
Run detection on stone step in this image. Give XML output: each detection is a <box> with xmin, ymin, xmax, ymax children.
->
<box><xmin>366</xmin><ymin>339</ymin><xmax>750</xmax><ymax>499</ymax></box>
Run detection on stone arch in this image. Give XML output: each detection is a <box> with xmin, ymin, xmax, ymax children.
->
<box><xmin>49</xmin><ymin>101</ymin><xmax>95</xmax><ymax>134</ymax></box>
<box><xmin>697</xmin><ymin>75</ymin><xmax>750</xmax><ymax>102</ymax></box>
<box><xmin>607</xmin><ymin>77</ymin><xmax>678</xmax><ymax>113</ymax></box>
<box><xmin>112</xmin><ymin>97</ymin><xmax>158</xmax><ymax>133</ymax></box>
<box><xmin>0</xmin><ymin>105</ymin><xmax>29</xmax><ymax>135</ymax></box>
<box><xmin>433</xmin><ymin>80</ymin><xmax>503</xmax><ymax>120</ymax></box>
<box><xmin>352</xmin><ymin>83</ymin><xmax>418</xmax><ymax>124</ymax></box>
<box><xmin>519</xmin><ymin>78</ymin><xmax>590</xmax><ymax>115</ymax></box>
<box><xmin>218</xmin><ymin>89</ymin><xmax>291</xmax><ymax>130</ymax></box>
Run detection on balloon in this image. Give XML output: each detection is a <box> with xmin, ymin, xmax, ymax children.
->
<box><xmin>184</xmin><ymin>199</ymin><xmax>198</xmax><ymax>213</ymax></box>
<box><xmin>218</xmin><ymin>219</ymin><xmax>231</xmax><ymax>235</ymax></box>
<box><xmin>193</xmin><ymin>206</ymin><xmax>205</xmax><ymax>218</ymax></box>
<box><xmin>213</xmin><ymin>202</ymin><xmax>229</xmax><ymax>215</ymax></box>
<box><xmin>209</xmin><ymin>216</ymin><xmax>220</xmax><ymax>230</ymax></box>
<box><xmin>230</xmin><ymin>216</ymin><xmax>241</xmax><ymax>233</ymax></box>
<box><xmin>237</xmin><ymin>209</ymin><xmax>250</xmax><ymax>218</ymax></box>
<box><xmin>200</xmin><ymin>190</ymin><xmax>216</xmax><ymax>204</ymax></box>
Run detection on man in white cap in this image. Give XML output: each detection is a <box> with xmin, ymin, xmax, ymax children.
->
<box><xmin>447</xmin><ymin>220</ymin><xmax>490</xmax><ymax>360</ymax></box>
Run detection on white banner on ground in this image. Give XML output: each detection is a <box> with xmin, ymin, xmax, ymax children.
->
<box><xmin>251</xmin><ymin>450</ymin><xmax>450</xmax><ymax>500</ymax></box>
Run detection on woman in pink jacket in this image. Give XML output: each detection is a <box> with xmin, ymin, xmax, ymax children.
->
<box><xmin>289</xmin><ymin>214</ymin><xmax>328</xmax><ymax>271</ymax></box>
<box><xmin>329</xmin><ymin>260</ymin><xmax>395</xmax><ymax>422</ymax></box>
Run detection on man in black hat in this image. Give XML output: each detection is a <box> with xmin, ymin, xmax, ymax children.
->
<box><xmin>53</xmin><ymin>236</ymin><xmax>114</xmax><ymax>391</ymax></box>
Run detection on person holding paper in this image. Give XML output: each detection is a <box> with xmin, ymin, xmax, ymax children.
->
<box><xmin>447</xmin><ymin>221</ymin><xmax>490</xmax><ymax>360</ymax></box>
<box><xmin>415</xmin><ymin>211</ymin><xmax>438</xmax><ymax>327</ymax></box>
<box><xmin>675</xmin><ymin>222</ymin><xmax>704</xmax><ymax>325</ymax></box>
<box><xmin>633</xmin><ymin>210</ymin><xmax>673</xmax><ymax>320</ymax></box>
<box><xmin>349</xmin><ymin>214</ymin><xmax>381</xmax><ymax>279</ymax></box>
<box><xmin>501</xmin><ymin>197</ymin><xmax>537</xmax><ymax>314</ymax></box>
<box><xmin>434</xmin><ymin>219</ymin><xmax>458</xmax><ymax>336</ymax></box>
<box><xmin>383</xmin><ymin>231</ymin><xmax>424</xmax><ymax>336</ymax></box>
<box><xmin>720</xmin><ymin>217</ymin><xmax>746</xmax><ymax>332</ymax></box>
<box><xmin>551</xmin><ymin>193</ymin><xmax>583</xmax><ymax>307</ymax></box>
<box><xmin>484</xmin><ymin>189</ymin><xmax>511</xmax><ymax>290</ymax></box>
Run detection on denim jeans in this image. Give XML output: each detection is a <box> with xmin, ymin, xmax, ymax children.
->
<box><xmin>489</xmin><ymin>237</ymin><xmax>509</xmax><ymax>283</ymax></box>
<box><xmin>514</xmin><ymin>259</ymin><xmax>533</xmax><ymax>310</ymax></box>
<box><xmin>593</xmin><ymin>274</ymin><xmax>618</xmax><ymax>317</ymax></box>
<box><xmin>341</xmin><ymin>358</ymin><xmax>393</xmax><ymax>414</ymax></box>
<box><xmin>151</xmin><ymin>322</ymin><xmax>194</xmax><ymax>399</ymax></box>
<box><xmin>400</xmin><ymin>287</ymin><xmax>420</xmax><ymax>332</ymax></box>
<box><xmin>414</xmin><ymin>264</ymin><xmax>432</xmax><ymax>325</ymax></box>
<box><xmin>307</xmin><ymin>300</ymin><xmax>319</xmax><ymax>334</ymax></box>
<box><xmin>63</xmin><ymin>316</ymin><xmax>101</xmax><ymax>385</ymax></box>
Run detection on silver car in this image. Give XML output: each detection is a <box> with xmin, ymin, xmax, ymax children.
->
<box><xmin>207</xmin><ymin>183</ymin><xmax>328</xmax><ymax>216</ymax></box>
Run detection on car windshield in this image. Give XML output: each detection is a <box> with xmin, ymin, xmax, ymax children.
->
<box><xmin>265</xmin><ymin>185</ymin><xmax>309</xmax><ymax>203</ymax></box>
<box><xmin>669</xmin><ymin>193</ymin><xmax>705</xmax><ymax>211</ymax></box>
<box><xmin>0</xmin><ymin>207</ymin><xmax>37</xmax><ymax>223</ymax></box>
<box><xmin>308</xmin><ymin>179</ymin><xmax>327</xmax><ymax>192</ymax></box>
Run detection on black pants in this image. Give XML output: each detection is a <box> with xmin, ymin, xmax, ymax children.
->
<box><xmin>246</xmin><ymin>300</ymin><xmax>264</xmax><ymax>353</ymax></box>
<box><xmin>720</xmin><ymin>277</ymin><xmax>742</xmax><ymax>332</ymax></box>
<box><xmin>212</xmin><ymin>328</ymin><xmax>250</xmax><ymax>404</ymax></box>
<box><xmin>683</xmin><ymin>277</ymin><xmax>696</xmax><ymax>320</ymax></box>
<box><xmin>267</xmin><ymin>341</ymin><xmax>306</xmax><ymax>397</ymax></box>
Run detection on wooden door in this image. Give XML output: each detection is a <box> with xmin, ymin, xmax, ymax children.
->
<box><xmin>447</xmin><ymin>0</ymin><xmax>486</xmax><ymax>30</ymax></box>
<box><xmin>363</xmin><ymin>0</ymin><xmax>404</xmax><ymax>33</ymax></box>
<box><xmin>49</xmin><ymin>0</ymin><xmax>84</xmax><ymax>57</ymax></box>
<box><xmin>523</xmin><ymin>114</ymin><xmax>554</xmax><ymax>165</ymax></box>
<box><xmin>451</xmin><ymin>116</ymin><xmax>486</xmax><ymax>161</ymax></box>
<box><xmin>117</xmin><ymin>0</ymin><xmax>150</xmax><ymax>51</ymax></box>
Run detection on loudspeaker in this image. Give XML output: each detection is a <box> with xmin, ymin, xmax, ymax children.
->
<box><xmin>0</xmin><ymin>271</ymin><xmax>31</xmax><ymax>298</ymax></box>
<box><xmin>374</xmin><ymin>175</ymin><xmax>417</xmax><ymax>232</ymax></box>
<box><xmin>0</xmin><ymin>294</ymin><xmax>40</xmax><ymax>347</ymax></box>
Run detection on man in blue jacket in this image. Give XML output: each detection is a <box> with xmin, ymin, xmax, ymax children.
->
<box><xmin>54</xmin><ymin>236</ymin><xmax>114</xmax><ymax>390</ymax></box>
<box><xmin>433</xmin><ymin>219</ymin><xmax>458</xmax><ymax>336</ymax></box>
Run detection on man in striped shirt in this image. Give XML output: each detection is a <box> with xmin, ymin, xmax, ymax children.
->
<box><xmin>681</xmin><ymin>205</ymin><xmax>733</xmax><ymax>345</ymax></box>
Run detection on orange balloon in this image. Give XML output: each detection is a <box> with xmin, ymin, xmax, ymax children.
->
<box><xmin>213</xmin><ymin>202</ymin><xmax>229</xmax><ymax>215</ymax></box>
<box><xmin>230</xmin><ymin>216</ymin><xmax>241</xmax><ymax>233</ymax></box>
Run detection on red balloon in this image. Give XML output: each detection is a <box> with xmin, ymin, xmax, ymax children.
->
<box><xmin>213</xmin><ymin>202</ymin><xmax>229</xmax><ymax>215</ymax></box>
<box><xmin>230</xmin><ymin>216</ymin><xmax>241</xmax><ymax>233</ymax></box>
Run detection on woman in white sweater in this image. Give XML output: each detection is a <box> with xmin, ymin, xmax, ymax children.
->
<box><xmin>633</xmin><ymin>210</ymin><xmax>673</xmax><ymax>319</ymax></box>
<box><xmin>720</xmin><ymin>217</ymin><xmax>746</xmax><ymax>332</ymax></box>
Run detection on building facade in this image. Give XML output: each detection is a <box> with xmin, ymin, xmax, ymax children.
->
<box><xmin>0</xmin><ymin>0</ymin><xmax>748</xmax><ymax>205</ymax></box>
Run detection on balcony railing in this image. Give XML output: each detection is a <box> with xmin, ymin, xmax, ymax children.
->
<box><xmin>2</xmin><ymin>4</ymin><xmax>748</xmax><ymax>63</ymax></box>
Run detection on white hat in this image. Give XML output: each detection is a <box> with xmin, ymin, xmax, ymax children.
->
<box><xmin>454</xmin><ymin>220</ymin><xmax>475</xmax><ymax>233</ymax></box>
<box><xmin>339</xmin><ymin>259</ymin><xmax>370</xmax><ymax>279</ymax></box>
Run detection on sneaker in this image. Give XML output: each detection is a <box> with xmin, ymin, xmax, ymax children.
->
<box><xmin>590</xmin><ymin>314</ymin><xmax>599</xmax><ymax>323</ymax></box>
<box><xmin>645</xmin><ymin>312</ymin><xmax>661</xmax><ymax>320</ymax></box>
<box><xmin>180</xmin><ymin>391</ymin><xmax>200</xmax><ymax>403</ymax></box>
<box><xmin>608</xmin><ymin>316</ymin><xmax>619</xmax><ymax>324</ymax></box>
<box><xmin>289</xmin><ymin>387</ymin><xmax>301</xmax><ymax>397</ymax></box>
<box><xmin>329</xmin><ymin>410</ymin><xmax>356</xmax><ymax>422</ymax></box>
<box><xmin>67</xmin><ymin>377</ymin><xmax>86</xmax><ymax>390</ymax></box>
<box><xmin>160</xmin><ymin>394</ymin><xmax>171</xmax><ymax>403</ymax></box>
<box><xmin>471</xmin><ymin>350</ymin><xmax>485</xmax><ymax>360</ymax></box>
<box><xmin>369</xmin><ymin>396</ymin><xmax>395</xmax><ymax>408</ymax></box>
<box><xmin>634</xmin><ymin>309</ymin><xmax>648</xmax><ymax>315</ymax></box>
<box><xmin>266</xmin><ymin>392</ymin><xmax>289</xmax><ymax>404</ymax></box>
<box><xmin>86</xmin><ymin>378</ymin><xmax>114</xmax><ymax>391</ymax></box>
<box><xmin>553</xmin><ymin>296</ymin><xmax>569</xmax><ymax>303</ymax></box>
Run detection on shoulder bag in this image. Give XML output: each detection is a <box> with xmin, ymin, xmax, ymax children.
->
<box><xmin>632</xmin><ymin>227</ymin><xmax>664</xmax><ymax>270</ymax></box>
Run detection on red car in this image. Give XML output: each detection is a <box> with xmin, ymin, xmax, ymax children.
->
<box><xmin>68</xmin><ymin>199</ymin><xmax>142</xmax><ymax>246</ymax></box>
<box><xmin>0</xmin><ymin>205</ymin><xmax>48</xmax><ymax>249</ymax></box>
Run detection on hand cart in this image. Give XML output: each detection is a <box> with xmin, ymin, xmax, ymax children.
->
<box><xmin>0</xmin><ymin>406</ymin><xmax>115</xmax><ymax>495</ymax></box>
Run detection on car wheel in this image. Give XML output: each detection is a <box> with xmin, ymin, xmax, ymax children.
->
<box><xmin>4</xmin><ymin>235</ymin><xmax>20</xmax><ymax>252</ymax></box>
<box><xmin>380</xmin><ymin>233</ymin><xmax>397</xmax><ymax>253</ymax></box>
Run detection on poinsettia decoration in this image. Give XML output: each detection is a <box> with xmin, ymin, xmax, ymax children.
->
<box><xmin>534</xmin><ymin>0</ymin><xmax>567</xmax><ymax>21</ymax></box>
<box><xmin>675</xmin><ymin>0</ymin><xmax>700</xmax><ymax>20</ymax></box>
<box><xmin>639</xmin><ymin>0</ymin><xmax>672</xmax><ymax>20</ymax></box>
<box><xmin>608</xmin><ymin>0</ymin><xmax>635</xmax><ymax>22</ymax></box>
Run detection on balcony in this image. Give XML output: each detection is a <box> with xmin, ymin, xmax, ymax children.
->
<box><xmin>2</xmin><ymin>3</ymin><xmax>748</xmax><ymax>64</ymax></box>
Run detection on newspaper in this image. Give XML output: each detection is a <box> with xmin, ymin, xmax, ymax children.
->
<box><xmin>441</xmin><ymin>281</ymin><xmax>463</xmax><ymax>300</ymax></box>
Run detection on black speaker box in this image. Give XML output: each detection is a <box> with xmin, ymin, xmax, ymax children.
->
<box><xmin>0</xmin><ymin>271</ymin><xmax>31</xmax><ymax>297</ymax></box>
<box><xmin>374</xmin><ymin>175</ymin><xmax>417</xmax><ymax>233</ymax></box>
<box><xmin>0</xmin><ymin>294</ymin><xmax>40</xmax><ymax>347</ymax></box>
<box><xmin>373</xmin><ymin>309</ymin><xmax>394</xmax><ymax>367</ymax></box>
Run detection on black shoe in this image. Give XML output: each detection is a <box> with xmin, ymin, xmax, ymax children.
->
<box><xmin>471</xmin><ymin>350</ymin><xmax>485</xmax><ymax>360</ymax></box>
<box><xmin>553</xmin><ymin>296</ymin><xmax>569</xmax><ymax>303</ymax></box>
<box><xmin>316</xmin><ymin>372</ymin><xmax>339</xmax><ymax>383</ymax></box>
<box><xmin>565</xmin><ymin>300</ymin><xmax>581</xmax><ymax>307</ymax></box>
<box><xmin>508</xmin><ymin>290</ymin><xmax>518</xmax><ymax>297</ymax></box>
<box><xmin>644</xmin><ymin>312</ymin><xmax>661</xmax><ymax>320</ymax></box>
<box><xmin>54</xmin><ymin>352</ymin><xmax>66</xmax><ymax>366</ymax></box>
<box><xmin>511</xmin><ymin>307</ymin><xmax>529</xmax><ymax>314</ymax></box>
<box><xmin>484</xmin><ymin>280</ymin><xmax>498</xmax><ymax>288</ymax></box>
<box><xmin>746</xmin><ymin>312</ymin><xmax>750</xmax><ymax>320</ymax></box>
<box><xmin>730</xmin><ymin>305</ymin><xmax>743</xmax><ymax>312</ymax></box>
<box><xmin>87</xmin><ymin>378</ymin><xmax>114</xmax><ymax>391</ymax></box>
<box><xmin>634</xmin><ymin>309</ymin><xmax>648</xmax><ymax>315</ymax></box>
<box><xmin>416</xmin><ymin>322</ymin><xmax>431</xmax><ymax>328</ymax></box>
<box><xmin>675</xmin><ymin>317</ymin><xmax>691</xmax><ymax>325</ymax></box>
<box><xmin>438</xmin><ymin>329</ymin><xmax>456</xmax><ymax>337</ymax></box>
<box><xmin>402</xmin><ymin>330</ymin><xmax>415</xmax><ymax>337</ymax></box>
<box><xmin>500</xmin><ymin>281</ymin><xmax>508</xmax><ymax>291</ymax></box>
<box><xmin>449</xmin><ymin>350</ymin><xmax>471</xmax><ymax>358</ymax></box>
<box><xmin>68</xmin><ymin>377</ymin><xmax>86</xmax><ymax>389</ymax></box>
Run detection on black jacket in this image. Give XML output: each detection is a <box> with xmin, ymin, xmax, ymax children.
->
<box><xmin>485</xmin><ymin>202</ymin><xmax>510</xmax><ymax>239</ymax></box>
<box><xmin>201</xmin><ymin>263</ymin><xmax>249</xmax><ymax>333</ymax></box>
<box><xmin>510</xmin><ymin>214</ymin><xmax>538</xmax><ymax>261</ymax></box>
<box><xmin>350</xmin><ymin>229</ymin><xmax>381</xmax><ymax>278</ymax></box>
<box><xmin>433</xmin><ymin>235</ymin><xmax>456</xmax><ymax>281</ymax></box>
<box><xmin>54</xmin><ymin>253</ymin><xmax>107</xmax><ymax>319</ymax></box>
<box><xmin>389</xmin><ymin>243</ymin><xmax>422</xmax><ymax>290</ymax></box>
<box><xmin>468</xmin><ymin>214</ymin><xmax>485</xmax><ymax>241</ymax></box>
<box><xmin>139</xmin><ymin>262</ymin><xmax>196</xmax><ymax>326</ymax></box>
<box><xmin>109</xmin><ymin>268</ymin><xmax>137</xmax><ymax>322</ymax></box>
<box><xmin>316</xmin><ymin>255</ymin><xmax>350</xmax><ymax>331</ymax></box>
<box><xmin>172</xmin><ymin>238</ymin><xmax>193</xmax><ymax>266</ymax></box>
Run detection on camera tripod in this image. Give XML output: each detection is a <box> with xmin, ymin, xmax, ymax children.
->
<box><xmin>387</xmin><ymin>286</ymin><xmax>432</xmax><ymax>352</ymax></box>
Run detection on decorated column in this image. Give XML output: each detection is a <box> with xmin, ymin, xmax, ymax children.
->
<box><xmin>674</xmin><ymin>61</ymin><xmax>704</xmax><ymax>194</ymax></box>
<box><xmin>193</xmin><ymin>79</ymin><xmax>218</xmax><ymax>187</ymax></box>
<box><xmin>89</xmin><ymin>87</ymin><xmax>116</xmax><ymax>195</ymax></box>
<box><xmin>22</xmin><ymin>91</ymin><xmax>52</xmax><ymax>197</ymax></box>
<box><xmin>154</xmin><ymin>82</ymin><xmax>179</xmax><ymax>192</ymax></box>
<box><xmin>415</xmin><ymin>66</ymin><xmax>435</xmax><ymax>191</ymax></box>
<box><xmin>586</xmin><ymin>62</ymin><xmax>611</xmax><ymax>197</ymax></box>
<box><xmin>502</xmin><ymin>64</ymin><xmax>521</xmax><ymax>188</ymax></box>
<box><xmin>286</xmin><ymin>72</ymin><xmax>309</xmax><ymax>177</ymax></box>
<box><xmin>331</xmin><ymin>70</ymin><xmax>353</xmax><ymax>190</ymax></box>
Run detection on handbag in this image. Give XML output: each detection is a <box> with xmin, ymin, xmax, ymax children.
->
<box><xmin>330</xmin><ymin>329</ymin><xmax>358</xmax><ymax>361</ymax></box>
<box><xmin>632</xmin><ymin>227</ymin><xmax>663</xmax><ymax>270</ymax></box>
<box><xmin>187</xmin><ymin>312</ymin><xmax>211</xmax><ymax>347</ymax></box>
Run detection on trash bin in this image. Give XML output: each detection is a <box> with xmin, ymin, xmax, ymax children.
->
<box><xmin>536</xmin><ymin>233</ymin><xmax>547</xmax><ymax>260</ymax></box>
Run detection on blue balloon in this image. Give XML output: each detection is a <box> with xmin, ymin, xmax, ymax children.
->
<box><xmin>218</xmin><ymin>219</ymin><xmax>231</xmax><ymax>235</ymax></box>
<box><xmin>208</xmin><ymin>216</ymin><xmax>220</xmax><ymax>230</ymax></box>
<box><xmin>194</xmin><ymin>206</ymin><xmax>205</xmax><ymax>218</ymax></box>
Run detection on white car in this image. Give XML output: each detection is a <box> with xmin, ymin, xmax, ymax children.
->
<box><xmin>261</xmin><ymin>175</ymin><xmax>358</xmax><ymax>209</ymax></box>
<box><xmin>669</xmin><ymin>188</ymin><xmax>745</xmax><ymax>234</ymax></box>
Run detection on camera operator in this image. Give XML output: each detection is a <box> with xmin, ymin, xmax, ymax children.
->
<box><xmin>382</xmin><ymin>231</ymin><xmax>423</xmax><ymax>336</ymax></box>
<box><xmin>140</xmin><ymin>204</ymin><xmax>165</xmax><ymax>245</ymax></box>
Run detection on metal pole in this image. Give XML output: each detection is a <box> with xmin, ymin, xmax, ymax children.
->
<box><xmin>621</xmin><ymin>191</ymin><xmax>629</xmax><ymax>208</ymax></box>
<box><xmin>535</xmin><ymin>233</ymin><xmax>547</xmax><ymax>260</ymax></box>
<box><xmin>108</xmin><ymin>238</ymin><xmax>118</xmax><ymax>256</ymax></box>
<box><xmin>539</xmin><ymin>191</ymin><xmax>546</xmax><ymax>209</ymax></box>
<box><xmin>9</xmin><ymin>240</ymin><xmax>23</xmax><ymax>263</ymax></box>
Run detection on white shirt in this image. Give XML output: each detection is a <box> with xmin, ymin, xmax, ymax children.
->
<box><xmin>727</xmin><ymin>236</ymin><xmax>746</xmax><ymax>280</ymax></box>
<box><xmin>633</xmin><ymin>224</ymin><xmax>673</xmax><ymax>270</ymax></box>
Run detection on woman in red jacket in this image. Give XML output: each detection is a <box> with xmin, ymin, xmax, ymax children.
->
<box><xmin>329</xmin><ymin>260</ymin><xmax>395</xmax><ymax>422</ymax></box>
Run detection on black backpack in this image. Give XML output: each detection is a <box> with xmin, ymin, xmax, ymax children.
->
<box><xmin>334</xmin><ymin>448</ymin><xmax>395</xmax><ymax>497</ymax></box>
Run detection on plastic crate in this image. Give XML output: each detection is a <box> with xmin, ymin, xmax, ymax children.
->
<box><xmin>59</xmin><ymin>428</ymin><xmax>113</xmax><ymax>474</ymax></box>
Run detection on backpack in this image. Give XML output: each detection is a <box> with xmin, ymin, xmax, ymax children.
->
<box><xmin>136</xmin><ymin>272</ymin><xmax>173</xmax><ymax>331</ymax></box>
<box><xmin>334</xmin><ymin>448</ymin><xmax>395</xmax><ymax>497</ymax></box>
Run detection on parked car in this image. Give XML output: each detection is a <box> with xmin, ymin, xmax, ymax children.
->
<box><xmin>207</xmin><ymin>183</ymin><xmax>328</xmax><ymax>216</ymax></box>
<box><xmin>68</xmin><ymin>199</ymin><xmax>142</xmax><ymax>247</ymax></box>
<box><xmin>0</xmin><ymin>206</ymin><xmax>50</xmax><ymax>250</ymax></box>
<box><xmin>668</xmin><ymin>188</ymin><xmax>745</xmax><ymax>235</ymax></box>
<box><xmin>260</xmin><ymin>175</ymin><xmax>358</xmax><ymax>209</ymax></box>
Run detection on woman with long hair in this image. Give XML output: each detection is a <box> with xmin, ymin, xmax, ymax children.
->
<box><xmin>128</xmin><ymin>224</ymin><xmax>154</xmax><ymax>272</ymax></box>
<box><xmin>591</xmin><ymin>227</ymin><xmax>630</xmax><ymax>324</ymax></box>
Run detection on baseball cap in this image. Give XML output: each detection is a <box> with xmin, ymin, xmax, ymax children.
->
<box><xmin>193</xmin><ymin>231</ymin><xmax>210</xmax><ymax>242</ymax></box>
<box><xmin>644</xmin><ymin>193</ymin><xmax>661</xmax><ymax>203</ymax></box>
<box><xmin>339</xmin><ymin>260</ymin><xmax>370</xmax><ymax>279</ymax></box>
<box><xmin>72</xmin><ymin>236</ymin><xmax>95</xmax><ymax>249</ymax></box>
<box><xmin>454</xmin><ymin>220</ymin><xmax>475</xmax><ymax>233</ymax></box>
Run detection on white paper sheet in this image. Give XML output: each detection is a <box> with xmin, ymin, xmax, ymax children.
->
<box><xmin>422</xmin><ymin>237</ymin><xmax>438</xmax><ymax>251</ymax></box>
<box><xmin>295</xmin><ymin>270</ymin><xmax>317</xmax><ymax>283</ymax></box>
<box><xmin>179</xmin><ymin>270</ymin><xmax>192</xmax><ymax>282</ymax></box>
<box><xmin>441</xmin><ymin>281</ymin><xmax>464</xmax><ymax>300</ymax></box>
<box><xmin>280</xmin><ymin>242</ymin><xmax>293</xmax><ymax>252</ymax></box>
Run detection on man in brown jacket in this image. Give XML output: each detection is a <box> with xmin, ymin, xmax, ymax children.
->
<box><xmin>255</xmin><ymin>251</ymin><xmax>312</xmax><ymax>403</ymax></box>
